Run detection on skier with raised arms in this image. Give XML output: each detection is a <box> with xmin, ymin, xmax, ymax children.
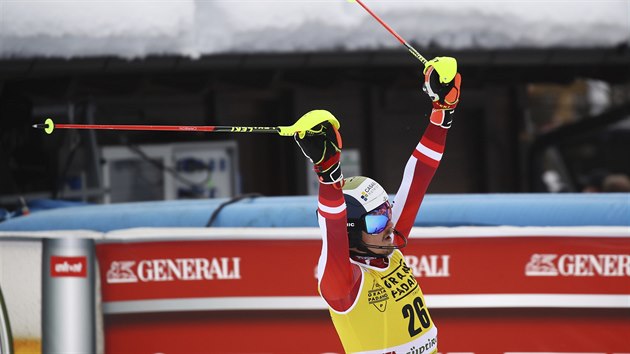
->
<box><xmin>294</xmin><ymin>58</ymin><xmax>462</xmax><ymax>353</ymax></box>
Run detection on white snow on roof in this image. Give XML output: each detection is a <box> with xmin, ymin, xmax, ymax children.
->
<box><xmin>0</xmin><ymin>0</ymin><xmax>628</xmax><ymax>59</ymax></box>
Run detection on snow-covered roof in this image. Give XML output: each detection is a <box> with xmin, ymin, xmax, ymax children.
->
<box><xmin>1</xmin><ymin>0</ymin><xmax>629</xmax><ymax>59</ymax></box>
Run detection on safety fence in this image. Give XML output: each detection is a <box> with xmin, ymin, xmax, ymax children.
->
<box><xmin>1</xmin><ymin>226</ymin><xmax>629</xmax><ymax>354</ymax></box>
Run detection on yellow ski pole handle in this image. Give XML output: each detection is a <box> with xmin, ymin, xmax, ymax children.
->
<box><xmin>278</xmin><ymin>110</ymin><xmax>340</xmax><ymax>138</ymax></box>
<box><xmin>424</xmin><ymin>57</ymin><xmax>458</xmax><ymax>84</ymax></box>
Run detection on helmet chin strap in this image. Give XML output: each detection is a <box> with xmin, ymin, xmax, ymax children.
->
<box><xmin>351</xmin><ymin>229</ymin><xmax>407</xmax><ymax>258</ymax></box>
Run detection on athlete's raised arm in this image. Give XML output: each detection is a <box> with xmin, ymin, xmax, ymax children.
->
<box><xmin>393</xmin><ymin>60</ymin><xmax>462</xmax><ymax>237</ymax></box>
<box><xmin>294</xmin><ymin>119</ymin><xmax>361</xmax><ymax>311</ymax></box>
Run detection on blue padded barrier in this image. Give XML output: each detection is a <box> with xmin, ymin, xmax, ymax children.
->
<box><xmin>0</xmin><ymin>193</ymin><xmax>628</xmax><ymax>232</ymax></box>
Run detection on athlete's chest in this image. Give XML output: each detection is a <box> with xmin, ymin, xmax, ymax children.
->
<box><xmin>360</xmin><ymin>255</ymin><xmax>421</xmax><ymax>314</ymax></box>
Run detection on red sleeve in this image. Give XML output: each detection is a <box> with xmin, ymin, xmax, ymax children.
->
<box><xmin>392</xmin><ymin>124</ymin><xmax>448</xmax><ymax>237</ymax></box>
<box><xmin>316</xmin><ymin>182</ymin><xmax>362</xmax><ymax>312</ymax></box>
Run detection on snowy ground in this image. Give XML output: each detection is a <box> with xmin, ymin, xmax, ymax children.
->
<box><xmin>1</xmin><ymin>0</ymin><xmax>629</xmax><ymax>59</ymax></box>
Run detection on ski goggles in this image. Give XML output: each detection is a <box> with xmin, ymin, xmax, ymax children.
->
<box><xmin>362</xmin><ymin>201</ymin><xmax>392</xmax><ymax>235</ymax></box>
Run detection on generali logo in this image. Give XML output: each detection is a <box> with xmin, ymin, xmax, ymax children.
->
<box><xmin>106</xmin><ymin>257</ymin><xmax>241</xmax><ymax>284</ymax></box>
<box><xmin>525</xmin><ymin>253</ymin><xmax>630</xmax><ymax>277</ymax></box>
<box><xmin>405</xmin><ymin>255</ymin><xmax>450</xmax><ymax>277</ymax></box>
<box><xmin>50</xmin><ymin>256</ymin><xmax>87</xmax><ymax>278</ymax></box>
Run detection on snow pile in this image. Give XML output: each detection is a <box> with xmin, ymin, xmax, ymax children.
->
<box><xmin>0</xmin><ymin>0</ymin><xmax>196</xmax><ymax>58</ymax></box>
<box><xmin>0</xmin><ymin>0</ymin><xmax>628</xmax><ymax>59</ymax></box>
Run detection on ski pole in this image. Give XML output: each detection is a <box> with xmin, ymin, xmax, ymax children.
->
<box><xmin>349</xmin><ymin>0</ymin><xmax>458</xmax><ymax>84</ymax></box>
<box><xmin>349</xmin><ymin>0</ymin><xmax>428</xmax><ymax>66</ymax></box>
<box><xmin>32</xmin><ymin>119</ymin><xmax>281</xmax><ymax>134</ymax></box>
<box><xmin>33</xmin><ymin>110</ymin><xmax>340</xmax><ymax>137</ymax></box>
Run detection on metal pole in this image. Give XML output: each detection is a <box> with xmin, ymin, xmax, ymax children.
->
<box><xmin>0</xmin><ymin>285</ymin><xmax>13</xmax><ymax>354</ymax></box>
<box><xmin>42</xmin><ymin>238</ymin><xmax>95</xmax><ymax>353</ymax></box>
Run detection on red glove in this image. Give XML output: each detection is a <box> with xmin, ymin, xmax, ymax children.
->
<box><xmin>423</xmin><ymin>65</ymin><xmax>462</xmax><ymax>129</ymax></box>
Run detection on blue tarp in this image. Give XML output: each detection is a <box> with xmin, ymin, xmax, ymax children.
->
<box><xmin>0</xmin><ymin>193</ymin><xmax>628</xmax><ymax>232</ymax></box>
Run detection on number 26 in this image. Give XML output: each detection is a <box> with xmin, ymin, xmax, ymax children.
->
<box><xmin>401</xmin><ymin>296</ymin><xmax>431</xmax><ymax>337</ymax></box>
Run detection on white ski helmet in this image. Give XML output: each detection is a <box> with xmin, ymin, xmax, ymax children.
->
<box><xmin>342</xmin><ymin>176</ymin><xmax>406</xmax><ymax>254</ymax></box>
